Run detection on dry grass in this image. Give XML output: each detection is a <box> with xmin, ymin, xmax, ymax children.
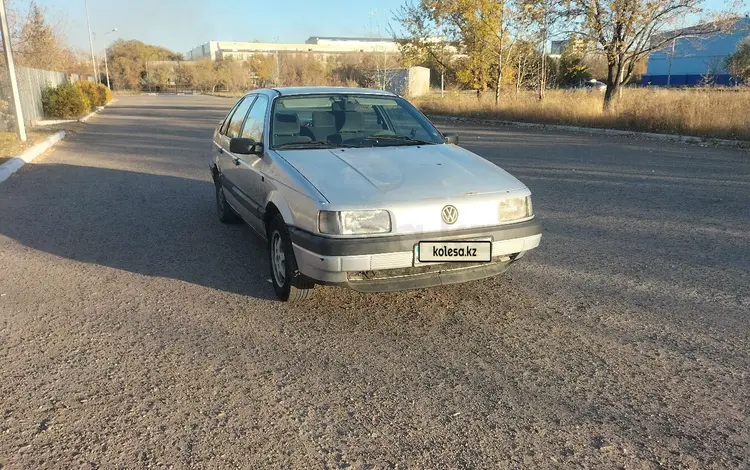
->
<box><xmin>413</xmin><ymin>88</ymin><xmax>750</xmax><ymax>141</ymax></box>
<box><xmin>0</xmin><ymin>122</ymin><xmax>84</xmax><ymax>165</ymax></box>
<box><xmin>0</xmin><ymin>130</ymin><xmax>55</xmax><ymax>165</ymax></box>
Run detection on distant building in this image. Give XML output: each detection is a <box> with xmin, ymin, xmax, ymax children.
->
<box><xmin>185</xmin><ymin>38</ymin><xmax>401</xmax><ymax>62</ymax></box>
<box><xmin>305</xmin><ymin>36</ymin><xmax>398</xmax><ymax>48</ymax></box>
<box><xmin>642</xmin><ymin>17</ymin><xmax>750</xmax><ymax>86</ymax></box>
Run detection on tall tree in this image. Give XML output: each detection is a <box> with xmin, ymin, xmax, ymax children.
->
<box><xmin>567</xmin><ymin>0</ymin><xmax>733</xmax><ymax>108</ymax></box>
<box><xmin>396</xmin><ymin>0</ymin><xmax>522</xmax><ymax>103</ymax></box>
<box><xmin>247</xmin><ymin>55</ymin><xmax>276</xmax><ymax>87</ymax></box>
<box><xmin>557</xmin><ymin>35</ymin><xmax>592</xmax><ymax>87</ymax></box>
<box><xmin>175</xmin><ymin>62</ymin><xmax>194</xmax><ymax>90</ymax></box>
<box><xmin>519</xmin><ymin>0</ymin><xmax>564</xmax><ymax>100</ymax></box>
<box><xmin>512</xmin><ymin>39</ymin><xmax>536</xmax><ymax>95</ymax></box>
<box><xmin>106</xmin><ymin>39</ymin><xmax>182</xmax><ymax>91</ymax></box>
<box><xmin>14</xmin><ymin>1</ymin><xmax>67</xmax><ymax>70</ymax></box>
<box><xmin>725</xmin><ymin>37</ymin><xmax>750</xmax><ymax>82</ymax></box>
<box><xmin>394</xmin><ymin>1</ymin><xmax>459</xmax><ymax>82</ymax></box>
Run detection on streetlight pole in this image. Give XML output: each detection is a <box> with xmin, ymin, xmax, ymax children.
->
<box><xmin>0</xmin><ymin>0</ymin><xmax>25</xmax><ymax>141</ymax></box>
<box><xmin>84</xmin><ymin>0</ymin><xmax>98</xmax><ymax>83</ymax></box>
<box><xmin>101</xmin><ymin>28</ymin><xmax>117</xmax><ymax>89</ymax></box>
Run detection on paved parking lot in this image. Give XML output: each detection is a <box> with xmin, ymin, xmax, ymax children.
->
<box><xmin>1</xmin><ymin>95</ymin><xmax>748</xmax><ymax>468</ymax></box>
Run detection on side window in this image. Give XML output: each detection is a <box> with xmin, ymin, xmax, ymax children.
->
<box><xmin>226</xmin><ymin>95</ymin><xmax>256</xmax><ymax>139</ymax></box>
<box><xmin>240</xmin><ymin>95</ymin><xmax>269</xmax><ymax>142</ymax></box>
<box><xmin>220</xmin><ymin>98</ymin><xmax>245</xmax><ymax>135</ymax></box>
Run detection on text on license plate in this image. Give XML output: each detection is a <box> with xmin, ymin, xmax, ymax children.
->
<box><xmin>416</xmin><ymin>240</ymin><xmax>492</xmax><ymax>263</ymax></box>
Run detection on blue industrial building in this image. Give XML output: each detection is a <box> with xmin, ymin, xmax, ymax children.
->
<box><xmin>642</xmin><ymin>17</ymin><xmax>750</xmax><ymax>86</ymax></box>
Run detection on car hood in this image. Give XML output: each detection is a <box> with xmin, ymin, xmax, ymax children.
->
<box><xmin>275</xmin><ymin>144</ymin><xmax>527</xmax><ymax>205</ymax></box>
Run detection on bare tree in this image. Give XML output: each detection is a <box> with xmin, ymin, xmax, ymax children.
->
<box><xmin>725</xmin><ymin>36</ymin><xmax>750</xmax><ymax>82</ymax></box>
<box><xmin>567</xmin><ymin>0</ymin><xmax>735</xmax><ymax>108</ymax></box>
<box><xmin>396</xmin><ymin>0</ymin><xmax>527</xmax><ymax>104</ymax></box>
<box><xmin>393</xmin><ymin>1</ymin><xmax>460</xmax><ymax>82</ymax></box>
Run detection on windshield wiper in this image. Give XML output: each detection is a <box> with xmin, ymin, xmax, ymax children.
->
<box><xmin>363</xmin><ymin>135</ymin><xmax>437</xmax><ymax>145</ymax></box>
<box><xmin>274</xmin><ymin>141</ymin><xmax>354</xmax><ymax>149</ymax></box>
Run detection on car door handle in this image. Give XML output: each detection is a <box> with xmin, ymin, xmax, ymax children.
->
<box><xmin>232</xmin><ymin>156</ymin><xmax>240</xmax><ymax>165</ymax></box>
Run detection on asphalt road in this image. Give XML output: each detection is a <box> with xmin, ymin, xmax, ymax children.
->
<box><xmin>1</xmin><ymin>95</ymin><xmax>748</xmax><ymax>469</ymax></box>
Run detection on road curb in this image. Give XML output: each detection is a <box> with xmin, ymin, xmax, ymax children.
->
<box><xmin>79</xmin><ymin>110</ymin><xmax>97</xmax><ymax>122</ymax></box>
<box><xmin>33</xmin><ymin>119</ymin><xmax>78</xmax><ymax>127</ymax></box>
<box><xmin>78</xmin><ymin>99</ymin><xmax>117</xmax><ymax>123</ymax></box>
<box><xmin>0</xmin><ymin>131</ymin><xmax>66</xmax><ymax>183</ymax></box>
<box><xmin>427</xmin><ymin>115</ymin><xmax>750</xmax><ymax>150</ymax></box>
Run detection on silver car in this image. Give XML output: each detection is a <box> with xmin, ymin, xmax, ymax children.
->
<box><xmin>210</xmin><ymin>87</ymin><xmax>542</xmax><ymax>301</ymax></box>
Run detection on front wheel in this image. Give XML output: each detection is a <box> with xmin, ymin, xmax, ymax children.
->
<box><xmin>267</xmin><ymin>215</ymin><xmax>316</xmax><ymax>302</ymax></box>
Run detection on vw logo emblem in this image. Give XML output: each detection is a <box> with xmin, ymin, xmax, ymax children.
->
<box><xmin>441</xmin><ymin>205</ymin><xmax>458</xmax><ymax>224</ymax></box>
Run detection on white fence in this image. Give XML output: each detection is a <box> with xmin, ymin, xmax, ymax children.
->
<box><xmin>0</xmin><ymin>66</ymin><xmax>94</xmax><ymax>130</ymax></box>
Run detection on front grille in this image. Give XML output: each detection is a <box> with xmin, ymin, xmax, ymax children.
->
<box><xmin>347</xmin><ymin>254</ymin><xmax>518</xmax><ymax>281</ymax></box>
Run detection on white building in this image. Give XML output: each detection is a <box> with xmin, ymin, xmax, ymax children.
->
<box><xmin>185</xmin><ymin>37</ymin><xmax>401</xmax><ymax>62</ymax></box>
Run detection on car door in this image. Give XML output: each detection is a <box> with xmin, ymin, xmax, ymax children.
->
<box><xmin>232</xmin><ymin>94</ymin><xmax>270</xmax><ymax>236</ymax></box>
<box><xmin>216</xmin><ymin>94</ymin><xmax>256</xmax><ymax>220</ymax></box>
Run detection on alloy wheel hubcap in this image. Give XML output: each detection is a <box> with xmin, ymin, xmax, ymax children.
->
<box><xmin>271</xmin><ymin>231</ymin><xmax>286</xmax><ymax>286</ymax></box>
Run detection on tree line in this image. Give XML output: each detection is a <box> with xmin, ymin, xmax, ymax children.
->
<box><xmin>110</xmin><ymin>44</ymin><xmax>404</xmax><ymax>93</ymax></box>
<box><xmin>0</xmin><ymin>1</ymin><xmax>93</xmax><ymax>76</ymax></box>
<box><xmin>5</xmin><ymin>0</ymin><xmax>746</xmax><ymax>107</ymax></box>
<box><xmin>395</xmin><ymin>0</ymin><xmax>743</xmax><ymax>108</ymax></box>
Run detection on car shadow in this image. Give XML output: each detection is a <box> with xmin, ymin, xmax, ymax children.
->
<box><xmin>0</xmin><ymin>163</ymin><xmax>277</xmax><ymax>300</ymax></box>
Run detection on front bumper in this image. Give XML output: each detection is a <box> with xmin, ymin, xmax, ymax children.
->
<box><xmin>290</xmin><ymin>219</ymin><xmax>542</xmax><ymax>292</ymax></box>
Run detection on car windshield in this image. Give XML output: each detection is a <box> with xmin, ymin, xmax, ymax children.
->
<box><xmin>269</xmin><ymin>94</ymin><xmax>445</xmax><ymax>149</ymax></box>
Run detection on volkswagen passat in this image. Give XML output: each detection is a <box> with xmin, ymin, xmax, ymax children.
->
<box><xmin>210</xmin><ymin>87</ymin><xmax>542</xmax><ymax>301</ymax></box>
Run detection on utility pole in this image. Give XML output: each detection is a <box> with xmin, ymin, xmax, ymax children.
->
<box><xmin>441</xmin><ymin>69</ymin><xmax>445</xmax><ymax>98</ymax></box>
<box><xmin>103</xmin><ymin>45</ymin><xmax>111</xmax><ymax>88</ymax></box>
<box><xmin>0</xmin><ymin>0</ymin><xmax>26</xmax><ymax>141</ymax></box>
<box><xmin>101</xmin><ymin>28</ymin><xmax>117</xmax><ymax>89</ymax></box>
<box><xmin>84</xmin><ymin>0</ymin><xmax>98</xmax><ymax>83</ymax></box>
<box><xmin>273</xmin><ymin>36</ymin><xmax>280</xmax><ymax>87</ymax></box>
<box><xmin>666</xmin><ymin>37</ymin><xmax>676</xmax><ymax>86</ymax></box>
<box><xmin>538</xmin><ymin>5</ymin><xmax>548</xmax><ymax>101</ymax></box>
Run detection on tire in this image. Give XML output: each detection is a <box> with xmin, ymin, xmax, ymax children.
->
<box><xmin>267</xmin><ymin>214</ymin><xmax>316</xmax><ymax>302</ymax></box>
<box><xmin>215</xmin><ymin>178</ymin><xmax>240</xmax><ymax>224</ymax></box>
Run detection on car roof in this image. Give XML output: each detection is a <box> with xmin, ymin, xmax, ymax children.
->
<box><xmin>251</xmin><ymin>86</ymin><xmax>398</xmax><ymax>97</ymax></box>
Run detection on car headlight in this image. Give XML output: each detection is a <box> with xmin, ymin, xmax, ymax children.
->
<box><xmin>319</xmin><ymin>210</ymin><xmax>392</xmax><ymax>235</ymax></box>
<box><xmin>499</xmin><ymin>196</ymin><xmax>533</xmax><ymax>222</ymax></box>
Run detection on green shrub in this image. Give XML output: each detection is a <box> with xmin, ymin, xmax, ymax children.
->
<box><xmin>96</xmin><ymin>83</ymin><xmax>113</xmax><ymax>105</ymax></box>
<box><xmin>76</xmin><ymin>80</ymin><xmax>104</xmax><ymax>107</ymax></box>
<box><xmin>41</xmin><ymin>83</ymin><xmax>91</xmax><ymax>119</ymax></box>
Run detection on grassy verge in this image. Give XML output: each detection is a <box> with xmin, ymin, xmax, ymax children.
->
<box><xmin>0</xmin><ymin>131</ymin><xmax>54</xmax><ymax>165</ymax></box>
<box><xmin>0</xmin><ymin>122</ymin><xmax>85</xmax><ymax>166</ymax></box>
<box><xmin>412</xmin><ymin>88</ymin><xmax>750</xmax><ymax>142</ymax></box>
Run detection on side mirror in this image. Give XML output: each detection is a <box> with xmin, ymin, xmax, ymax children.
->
<box><xmin>443</xmin><ymin>132</ymin><xmax>459</xmax><ymax>145</ymax></box>
<box><xmin>229</xmin><ymin>137</ymin><xmax>264</xmax><ymax>155</ymax></box>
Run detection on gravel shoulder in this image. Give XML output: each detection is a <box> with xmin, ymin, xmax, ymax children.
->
<box><xmin>0</xmin><ymin>95</ymin><xmax>748</xmax><ymax>469</ymax></box>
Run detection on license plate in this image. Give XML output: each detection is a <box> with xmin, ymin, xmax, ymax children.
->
<box><xmin>415</xmin><ymin>240</ymin><xmax>492</xmax><ymax>264</ymax></box>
